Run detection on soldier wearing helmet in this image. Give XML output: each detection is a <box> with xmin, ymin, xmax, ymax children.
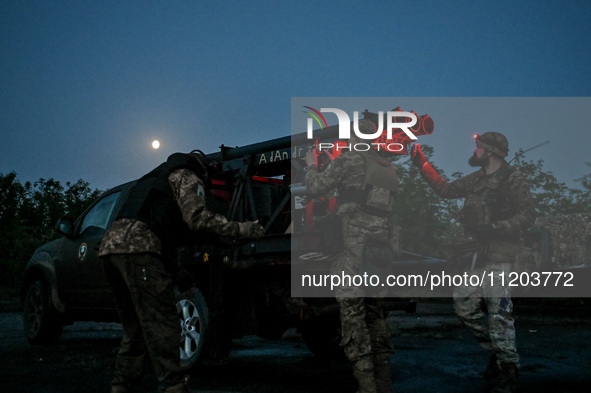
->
<box><xmin>411</xmin><ymin>132</ymin><xmax>536</xmax><ymax>393</ymax></box>
<box><xmin>473</xmin><ymin>132</ymin><xmax>509</xmax><ymax>158</ymax></box>
<box><xmin>99</xmin><ymin>152</ymin><xmax>264</xmax><ymax>393</ymax></box>
<box><xmin>305</xmin><ymin>119</ymin><xmax>399</xmax><ymax>393</ymax></box>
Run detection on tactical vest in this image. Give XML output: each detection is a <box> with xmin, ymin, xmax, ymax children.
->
<box><xmin>339</xmin><ymin>151</ymin><xmax>398</xmax><ymax>215</ymax></box>
<box><xmin>458</xmin><ymin>163</ymin><xmax>518</xmax><ymax>228</ymax></box>
<box><xmin>116</xmin><ymin>153</ymin><xmax>208</xmax><ymax>259</ymax></box>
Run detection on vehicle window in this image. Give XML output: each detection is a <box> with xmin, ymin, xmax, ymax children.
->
<box><xmin>79</xmin><ymin>192</ymin><xmax>121</xmax><ymax>234</ymax></box>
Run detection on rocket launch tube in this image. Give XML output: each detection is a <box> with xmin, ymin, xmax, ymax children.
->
<box><xmin>205</xmin><ymin>109</ymin><xmax>433</xmax><ymax>163</ymax></box>
<box><xmin>206</xmin><ymin>123</ymin><xmax>341</xmax><ymax>163</ymax></box>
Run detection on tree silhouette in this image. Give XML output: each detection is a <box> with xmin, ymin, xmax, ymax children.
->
<box><xmin>0</xmin><ymin>172</ymin><xmax>102</xmax><ymax>287</ymax></box>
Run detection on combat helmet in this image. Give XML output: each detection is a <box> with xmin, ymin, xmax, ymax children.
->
<box><xmin>166</xmin><ymin>150</ymin><xmax>210</xmax><ymax>182</ymax></box>
<box><xmin>474</xmin><ymin>132</ymin><xmax>509</xmax><ymax>158</ymax></box>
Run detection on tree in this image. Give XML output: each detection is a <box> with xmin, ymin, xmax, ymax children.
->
<box><xmin>0</xmin><ymin>172</ymin><xmax>24</xmax><ymax>231</ymax></box>
<box><xmin>0</xmin><ymin>173</ymin><xmax>102</xmax><ymax>288</ymax></box>
<box><xmin>392</xmin><ymin>145</ymin><xmax>589</xmax><ymax>259</ymax></box>
<box><xmin>509</xmin><ymin>150</ymin><xmax>573</xmax><ymax>217</ymax></box>
<box><xmin>21</xmin><ymin>178</ymin><xmax>66</xmax><ymax>243</ymax></box>
<box><xmin>391</xmin><ymin>146</ymin><xmax>461</xmax><ymax>259</ymax></box>
<box><xmin>568</xmin><ymin>163</ymin><xmax>591</xmax><ymax>213</ymax></box>
<box><xmin>64</xmin><ymin>179</ymin><xmax>103</xmax><ymax>219</ymax></box>
<box><xmin>0</xmin><ymin>173</ymin><xmax>28</xmax><ymax>286</ymax></box>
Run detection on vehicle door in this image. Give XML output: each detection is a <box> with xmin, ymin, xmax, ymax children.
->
<box><xmin>56</xmin><ymin>190</ymin><xmax>122</xmax><ymax>309</ymax></box>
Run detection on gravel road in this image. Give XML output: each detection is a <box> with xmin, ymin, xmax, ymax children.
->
<box><xmin>1</xmin><ymin>300</ymin><xmax>590</xmax><ymax>393</ymax></box>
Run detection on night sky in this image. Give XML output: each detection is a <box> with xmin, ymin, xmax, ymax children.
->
<box><xmin>1</xmin><ymin>1</ymin><xmax>590</xmax><ymax>191</ymax></box>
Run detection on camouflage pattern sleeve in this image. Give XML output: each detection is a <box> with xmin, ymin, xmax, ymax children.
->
<box><xmin>496</xmin><ymin>170</ymin><xmax>536</xmax><ymax>234</ymax></box>
<box><xmin>98</xmin><ymin>218</ymin><xmax>161</xmax><ymax>256</ymax></box>
<box><xmin>305</xmin><ymin>152</ymin><xmax>365</xmax><ymax>196</ymax></box>
<box><xmin>424</xmin><ymin>169</ymin><xmax>482</xmax><ymax>200</ymax></box>
<box><xmin>168</xmin><ymin>168</ymin><xmax>240</xmax><ymax>238</ymax></box>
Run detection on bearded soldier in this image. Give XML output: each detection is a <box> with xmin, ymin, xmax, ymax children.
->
<box><xmin>99</xmin><ymin>151</ymin><xmax>264</xmax><ymax>393</ymax></box>
<box><xmin>305</xmin><ymin>119</ymin><xmax>399</xmax><ymax>393</ymax></box>
<box><xmin>411</xmin><ymin>132</ymin><xmax>536</xmax><ymax>393</ymax></box>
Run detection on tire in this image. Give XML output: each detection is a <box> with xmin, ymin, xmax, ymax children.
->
<box><xmin>23</xmin><ymin>279</ymin><xmax>64</xmax><ymax>345</ymax></box>
<box><xmin>176</xmin><ymin>287</ymin><xmax>209</xmax><ymax>370</ymax></box>
<box><xmin>300</xmin><ymin>315</ymin><xmax>345</xmax><ymax>359</ymax></box>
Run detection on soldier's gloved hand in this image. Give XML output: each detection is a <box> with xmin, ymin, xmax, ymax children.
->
<box><xmin>471</xmin><ymin>223</ymin><xmax>498</xmax><ymax>240</ymax></box>
<box><xmin>238</xmin><ymin>220</ymin><xmax>265</xmax><ymax>239</ymax></box>
<box><xmin>410</xmin><ymin>144</ymin><xmax>427</xmax><ymax>168</ymax></box>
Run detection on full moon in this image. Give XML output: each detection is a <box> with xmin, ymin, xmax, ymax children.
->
<box><xmin>152</xmin><ymin>140</ymin><xmax>160</xmax><ymax>149</ymax></box>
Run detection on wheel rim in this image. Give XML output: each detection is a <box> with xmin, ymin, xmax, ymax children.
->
<box><xmin>25</xmin><ymin>285</ymin><xmax>43</xmax><ymax>335</ymax></box>
<box><xmin>177</xmin><ymin>298</ymin><xmax>201</xmax><ymax>361</ymax></box>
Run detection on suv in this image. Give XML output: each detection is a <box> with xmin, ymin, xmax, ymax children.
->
<box><xmin>20</xmin><ymin>169</ymin><xmax>296</xmax><ymax>370</ymax></box>
<box><xmin>22</xmin><ymin>122</ymin><xmax>436</xmax><ymax>369</ymax></box>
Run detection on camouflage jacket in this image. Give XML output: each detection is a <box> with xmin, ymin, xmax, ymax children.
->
<box><xmin>424</xmin><ymin>163</ymin><xmax>536</xmax><ymax>239</ymax></box>
<box><xmin>305</xmin><ymin>151</ymin><xmax>365</xmax><ymax>205</ymax></box>
<box><xmin>98</xmin><ymin>168</ymin><xmax>240</xmax><ymax>256</ymax></box>
<box><xmin>305</xmin><ymin>150</ymin><xmax>398</xmax><ymax>220</ymax></box>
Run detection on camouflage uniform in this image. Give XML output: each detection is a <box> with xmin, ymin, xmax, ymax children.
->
<box><xmin>306</xmin><ymin>145</ymin><xmax>398</xmax><ymax>393</ymax></box>
<box><xmin>417</xmin><ymin>133</ymin><xmax>536</xmax><ymax>376</ymax></box>
<box><xmin>99</xmin><ymin>164</ymin><xmax>257</xmax><ymax>393</ymax></box>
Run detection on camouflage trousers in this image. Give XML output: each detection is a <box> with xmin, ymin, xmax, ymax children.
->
<box><xmin>332</xmin><ymin>213</ymin><xmax>393</xmax><ymax>360</ymax></box>
<box><xmin>332</xmin><ymin>214</ymin><xmax>394</xmax><ymax>393</ymax></box>
<box><xmin>453</xmin><ymin>262</ymin><xmax>519</xmax><ymax>366</ymax></box>
<box><xmin>336</xmin><ymin>296</ymin><xmax>393</xmax><ymax>361</ymax></box>
<box><xmin>103</xmin><ymin>253</ymin><xmax>186</xmax><ymax>392</ymax></box>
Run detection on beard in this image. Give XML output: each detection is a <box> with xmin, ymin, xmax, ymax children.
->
<box><xmin>468</xmin><ymin>153</ymin><xmax>489</xmax><ymax>167</ymax></box>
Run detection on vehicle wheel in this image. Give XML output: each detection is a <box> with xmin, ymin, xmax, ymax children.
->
<box><xmin>176</xmin><ymin>287</ymin><xmax>209</xmax><ymax>370</ymax></box>
<box><xmin>300</xmin><ymin>314</ymin><xmax>345</xmax><ymax>359</ymax></box>
<box><xmin>23</xmin><ymin>279</ymin><xmax>63</xmax><ymax>344</ymax></box>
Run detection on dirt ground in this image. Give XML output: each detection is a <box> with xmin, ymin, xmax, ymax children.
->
<box><xmin>1</xmin><ymin>298</ymin><xmax>590</xmax><ymax>393</ymax></box>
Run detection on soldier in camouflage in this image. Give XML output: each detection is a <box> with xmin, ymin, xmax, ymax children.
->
<box><xmin>305</xmin><ymin>119</ymin><xmax>398</xmax><ymax>393</ymax></box>
<box><xmin>99</xmin><ymin>152</ymin><xmax>264</xmax><ymax>393</ymax></box>
<box><xmin>411</xmin><ymin>132</ymin><xmax>536</xmax><ymax>393</ymax></box>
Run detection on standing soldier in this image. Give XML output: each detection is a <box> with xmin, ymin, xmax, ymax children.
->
<box><xmin>411</xmin><ymin>132</ymin><xmax>536</xmax><ymax>393</ymax></box>
<box><xmin>305</xmin><ymin>119</ymin><xmax>399</xmax><ymax>393</ymax></box>
<box><xmin>99</xmin><ymin>151</ymin><xmax>264</xmax><ymax>393</ymax></box>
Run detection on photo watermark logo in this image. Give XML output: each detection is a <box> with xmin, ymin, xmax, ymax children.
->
<box><xmin>303</xmin><ymin>106</ymin><xmax>423</xmax><ymax>153</ymax></box>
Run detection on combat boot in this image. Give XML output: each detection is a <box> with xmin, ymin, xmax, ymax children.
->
<box><xmin>490</xmin><ymin>363</ymin><xmax>519</xmax><ymax>393</ymax></box>
<box><xmin>161</xmin><ymin>375</ymin><xmax>191</xmax><ymax>393</ymax></box>
<box><xmin>373</xmin><ymin>353</ymin><xmax>394</xmax><ymax>393</ymax></box>
<box><xmin>482</xmin><ymin>354</ymin><xmax>501</xmax><ymax>380</ymax></box>
<box><xmin>161</xmin><ymin>383</ymin><xmax>189</xmax><ymax>393</ymax></box>
<box><xmin>352</xmin><ymin>357</ymin><xmax>377</xmax><ymax>393</ymax></box>
<box><xmin>111</xmin><ymin>386</ymin><xmax>136</xmax><ymax>393</ymax></box>
<box><xmin>110</xmin><ymin>375</ymin><xmax>140</xmax><ymax>393</ymax></box>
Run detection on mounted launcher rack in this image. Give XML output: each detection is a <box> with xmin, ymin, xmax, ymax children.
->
<box><xmin>202</xmin><ymin>108</ymin><xmax>434</xmax><ymax>254</ymax></box>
